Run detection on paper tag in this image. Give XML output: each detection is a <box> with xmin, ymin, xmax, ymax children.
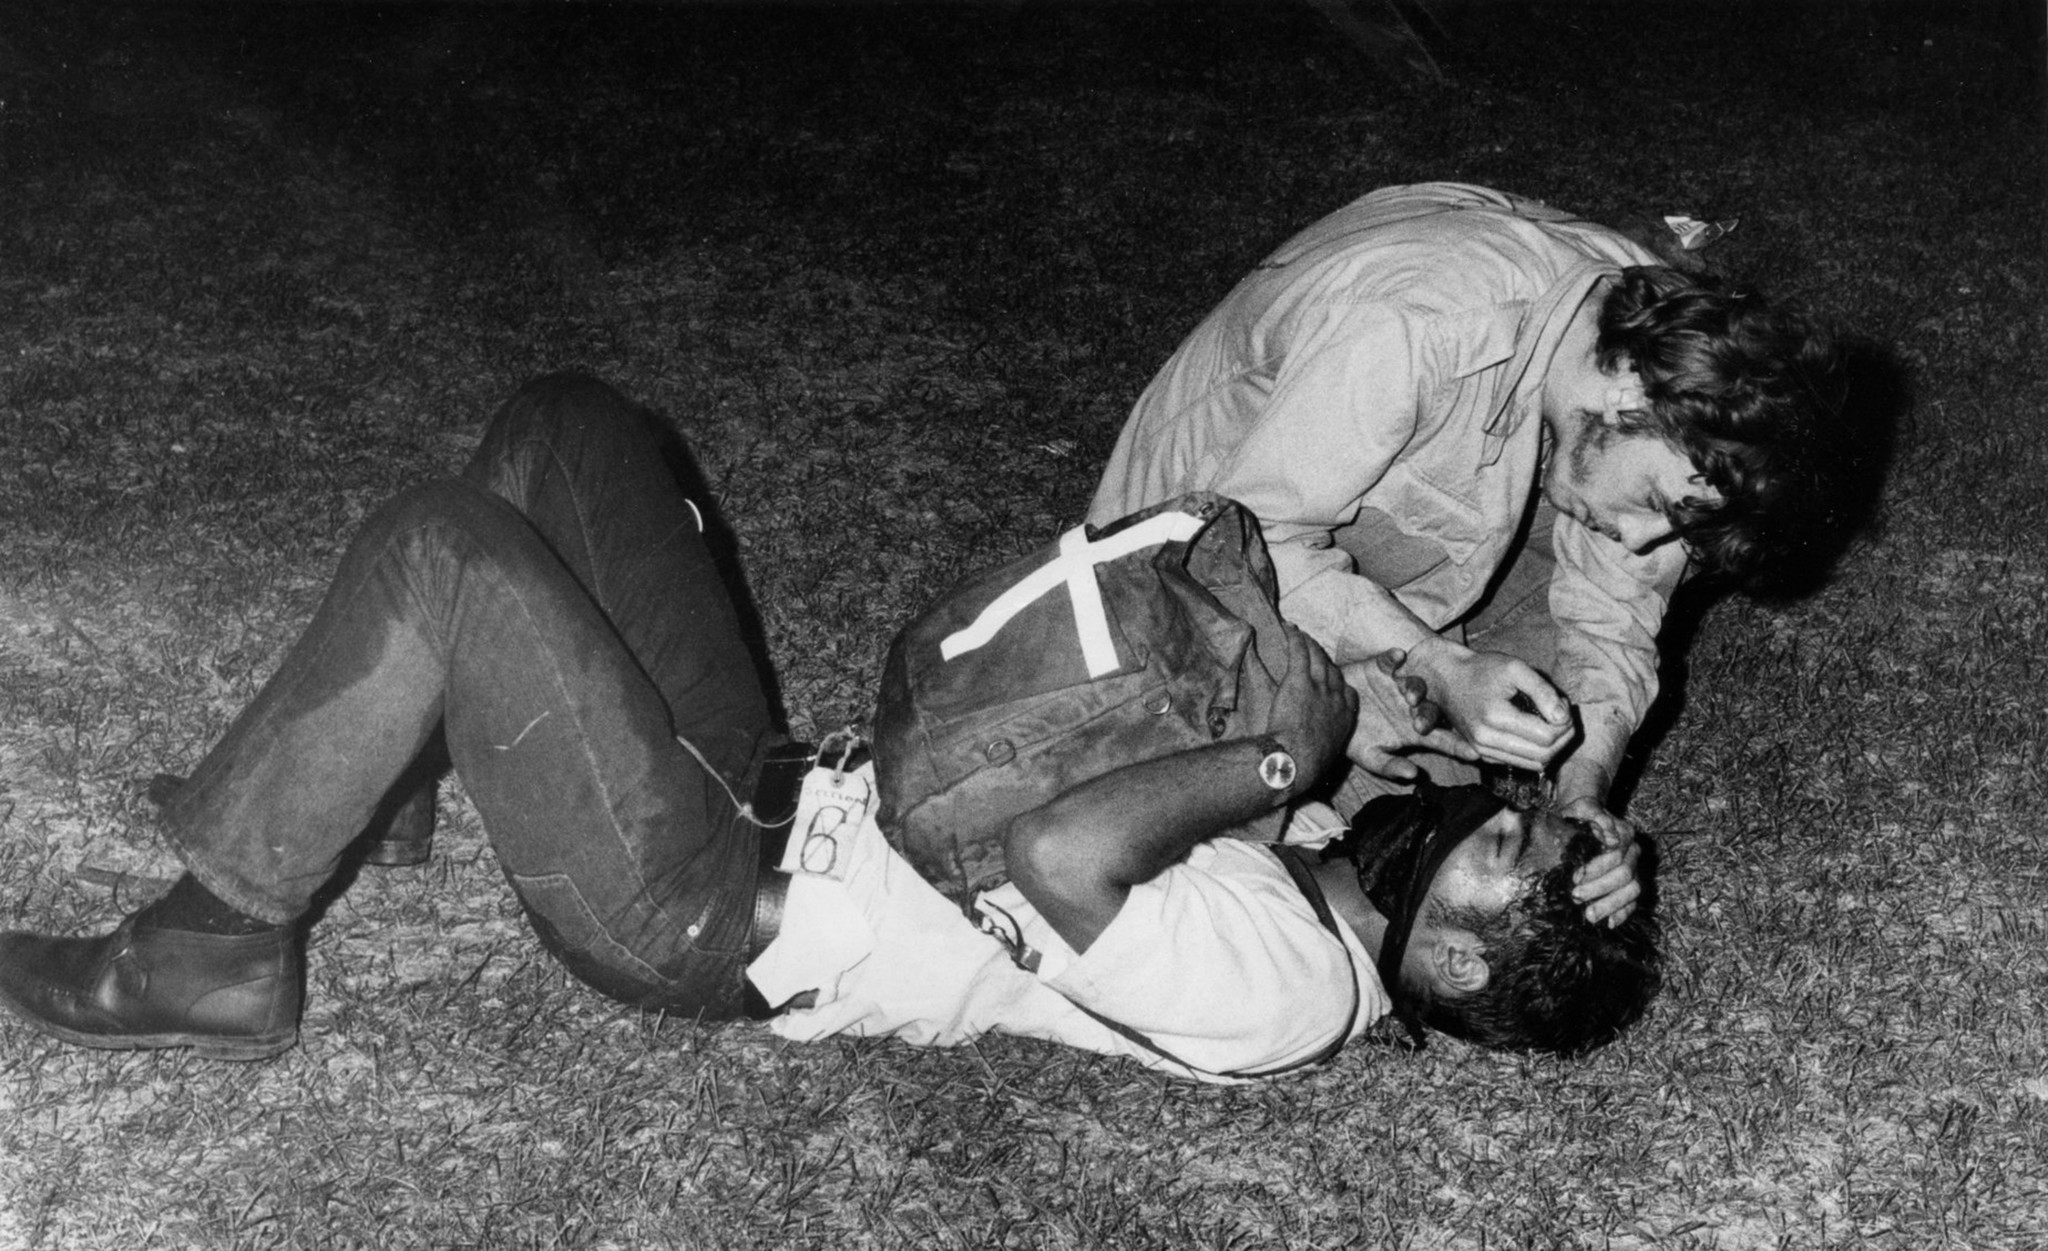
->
<box><xmin>1662</xmin><ymin>214</ymin><xmax>1738</xmax><ymax>251</ymax></box>
<box><xmin>776</xmin><ymin>764</ymin><xmax>873</xmax><ymax>882</ymax></box>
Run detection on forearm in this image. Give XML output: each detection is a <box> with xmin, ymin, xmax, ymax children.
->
<box><xmin>1273</xmin><ymin>544</ymin><xmax>1438</xmax><ymax>664</ymax></box>
<box><xmin>1548</xmin><ymin>665</ymin><xmax>1651</xmax><ymax>805</ymax></box>
<box><xmin>1006</xmin><ymin>738</ymin><xmax>1302</xmax><ymax>952</ymax></box>
<box><xmin>1553</xmin><ymin>721</ymin><xmax>1624</xmax><ymax>807</ymax></box>
<box><xmin>1547</xmin><ymin>521</ymin><xmax>1681</xmax><ymax>806</ymax></box>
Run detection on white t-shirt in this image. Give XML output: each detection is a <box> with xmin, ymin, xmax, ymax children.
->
<box><xmin>746</xmin><ymin>768</ymin><xmax>1388</xmax><ymax>1082</ymax></box>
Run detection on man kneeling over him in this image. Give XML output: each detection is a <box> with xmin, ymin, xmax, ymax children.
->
<box><xmin>0</xmin><ymin>374</ymin><xmax>1658</xmax><ymax>1080</ymax></box>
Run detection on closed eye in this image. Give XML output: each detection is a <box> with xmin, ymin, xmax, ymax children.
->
<box><xmin>1499</xmin><ymin>827</ymin><xmax>1526</xmax><ymax>868</ymax></box>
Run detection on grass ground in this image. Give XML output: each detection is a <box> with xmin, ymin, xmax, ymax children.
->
<box><xmin>0</xmin><ymin>2</ymin><xmax>2042</xmax><ymax>1247</ymax></box>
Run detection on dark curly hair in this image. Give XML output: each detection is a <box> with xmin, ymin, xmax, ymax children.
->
<box><xmin>1410</xmin><ymin>827</ymin><xmax>1663</xmax><ymax>1056</ymax></box>
<box><xmin>1595</xmin><ymin>266</ymin><xmax>1853</xmax><ymax>580</ymax></box>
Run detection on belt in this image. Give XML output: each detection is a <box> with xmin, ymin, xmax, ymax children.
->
<box><xmin>746</xmin><ymin>741</ymin><xmax>814</xmax><ymax>962</ymax></box>
<box><xmin>740</xmin><ymin>742</ymin><xmax>814</xmax><ymax>1019</ymax></box>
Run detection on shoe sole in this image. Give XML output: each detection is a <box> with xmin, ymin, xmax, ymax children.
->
<box><xmin>0</xmin><ymin>990</ymin><xmax>296</xmax><ymax>1062</ymax></box>
<box><xmin>359</xmin><ymin>840</ymin><xmax>432</xmax><ymax>867</ymax></box>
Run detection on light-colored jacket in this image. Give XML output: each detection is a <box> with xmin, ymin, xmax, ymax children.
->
<box><xmin>1089</xmin><ymin>182</ymin><xmax>1683</xmax><ymax>780</ymax></box>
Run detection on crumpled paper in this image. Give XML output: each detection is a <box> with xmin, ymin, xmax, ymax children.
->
<box><xmin>1663</xmin><ymin>214</ymin><xmax>1739</xmax><ymax>251</ymax></box>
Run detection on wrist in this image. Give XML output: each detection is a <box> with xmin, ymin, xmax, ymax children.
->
<box><xmin>1250</xmin><ymin>735</ymin><xmax>1300</xmax><ymax>797</ymax></box>
<box><xmin>1552</xmin><ymin>757</ymin><xmax>1612</xmax><ymax>808</ymax></box>
<box><xmin>1399</xmin><ymin>632</ymin><xmax>1463</xmax><ymax>677</ymax></box>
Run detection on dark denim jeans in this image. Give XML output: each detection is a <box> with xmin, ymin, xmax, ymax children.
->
<box><xmin>162</xmin><ymin>374</ymin><xmax>779</xmax><ymax>1017</ymax></box>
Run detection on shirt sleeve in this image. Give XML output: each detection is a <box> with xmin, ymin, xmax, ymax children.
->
<box><xmin>1040</xmin><ymin>845</ymin><xmax>1383</xmax><ymax>1076</ymax></box>
<box><xmin>1207</xmin><ymin>303</ymin><xmax>1444</xmax><ymax>665</ymax></box>
<box><xmin>1548</xmin><ymin>515</ymin><xmax>1688</xmax><ymax>780</ymax></box>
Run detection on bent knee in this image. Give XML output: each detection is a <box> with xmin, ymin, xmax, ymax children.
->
<box><xmin>496</xmin><ymin>372</ymin><xmax>648</xmax><ymax>447</ymax></box>
<box><xmin>372</xmin><ymin>479</ymin><xmax>510</xmax><ymax>534</ymax></box>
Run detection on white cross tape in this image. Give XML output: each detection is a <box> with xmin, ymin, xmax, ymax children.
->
<box><xmin>938</xmin><ymin>510</ymin><xmax>1206</xmax><ymax>677</ymax></box>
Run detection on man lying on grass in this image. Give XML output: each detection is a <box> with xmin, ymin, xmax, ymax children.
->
<box><xmin>0</xmin><ymin>375</ymin><xmax>1658</xmax><ymax>1081</ymax></box>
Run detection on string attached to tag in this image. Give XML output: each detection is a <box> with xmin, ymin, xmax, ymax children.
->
<box><xmin>673</xmin><ymin>726</ymin><xmax>866</xmax><ymax>830</ymax></box>
<box><xmin>817</xmin><ymin>727</ymin><xmax>864</xmax><ymax>784</ymax></box>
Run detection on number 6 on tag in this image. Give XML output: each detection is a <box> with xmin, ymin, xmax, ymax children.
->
<box><xmin>778</xmin><ymin>766</ymin><xmax>872</xmax><ymax>882</ymax></box>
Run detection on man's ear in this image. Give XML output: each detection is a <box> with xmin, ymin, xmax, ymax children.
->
<box><xmin>1425</xmin><ymin>928</ymin><xmax>1492</xmax><ymax>996</ymax></box>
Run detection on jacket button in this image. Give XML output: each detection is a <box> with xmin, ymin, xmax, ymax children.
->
<box><xmin>984</xmin><ymin>740</ymin><xmax>1015</xmax><ymax>765</ymax></box>
<box><xmin>1146</xmin><ymin>692</ymin><xmax>1172</xmax><ymax>715</ymax></box>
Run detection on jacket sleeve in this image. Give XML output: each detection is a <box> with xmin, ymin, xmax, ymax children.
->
<box><xmin>1202</xmin><ymin>302</ymin><xmax>1444</xmax><ymax>665</ymax></box>
<box><xmin>1548</xmin><ymin>516</ymin><xmax>1687</xmax><ymax>782</ymax></box>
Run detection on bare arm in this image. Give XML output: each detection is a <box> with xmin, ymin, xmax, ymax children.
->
<box><xmin>1005</xmin><ymin>626</ymin><xmax>1356</xmax><ymax>953</ymax></box>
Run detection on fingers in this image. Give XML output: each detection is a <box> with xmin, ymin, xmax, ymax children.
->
<box><xmin>1556</xmin><ymin>796</ymin><xmax>1636</xmax><ymax>847</ymax></box>
<box><xmin>1283</xmin><ymin>627</ymin><xmax>1337</xmax><ymax>701</ymax></box>
<box><xmin>1355</xmin><ymin>748</ymin><xmax>1423</xmax><ymax>783</ymax></box>
<box><xmin>1470</xmin><ymin>686</ymin><xmax>1573</xmax><ymax>768</ymax></box>
<box><xmin>1465</xmin><ymin>721</ymin><xmax>1567</xmax><ymax>771</ymax></box>
<box><xmin>1404</xmin><ymin>647</ymin><xmax>1574</xmax><ymax>769</ymax></box>
<box><xmin>1345</xmin><ymin>650</ymin><xmax>1466</xmax><ymax>769</ymax></box>
<box><xmin>1574</xmin><ymin>844</ymin><xmax>1632</xmax><ymax>886</ymax></box>
<box><xmin>1397</xmin><ymin>673</ymin><xmax>1429</xmax><ymax>712</ymax></box>
<box><xmin>1572</xmin><ymin>841</ymin><xmax>1642</xmax><ymax>927</ymax></box>
<box><xmin>1503</xmin><ymin>667</ymin><xmax>1572</xmax><ymax>727</ymax></box>
<box><xmin>1359</xmin><ymin>650</ymin><xmax>1432</xmax><ymax>716</ymax></box>
<box><xmin>1579</xmin><ymin>877</ymin><xmax>1640</xmax><ymax>927</ymax></box>
<box><xmin>1407</xmin><ymin>693</ymin><xmax>1442</xmax><ymax>735</ymax></box>
<box><xmin>1597</xmin><ymin>812</ymin><xmax>1639</xmax><ymax>846</ymax></box>
<box><xmin>1279</xmin><ymin>626</ymin><xmax>1356</xmax><ymax>773</ymax></box>
<box><xmin>1413</xmin><ymin>723</ymin><xmax>1481</xmax><ymax>762</ymax></box>
<box><xmin>1289</xmin><ymin>624</ymin><xmax>1343</xmax><ymax>687</ymax></box>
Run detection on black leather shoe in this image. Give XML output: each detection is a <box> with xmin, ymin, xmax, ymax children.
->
<box><xmin>0</xmin><ymin>915</ymin><xmax>301</xmax><ymax>1061</ymax></box>
<box><xmin>358</xmin><ymin>782</ymin><xmax>435</xmax><ymax>867</ymax></box>
<box><xmin>146</xmin><ymin>772</ymin><xmax>434</xmax><ymax>868</ymax></box>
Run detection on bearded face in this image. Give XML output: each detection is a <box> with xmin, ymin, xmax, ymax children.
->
<box><xmin>1340</xmin><ymin>784</ymin><xmax>1511</xmax><ymax>919</ymax></box>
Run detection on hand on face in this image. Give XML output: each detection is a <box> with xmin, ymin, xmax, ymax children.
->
<box><xmin>1341</xmin><ymin>650</ymin><xmax>1480</xmax><ymax>782</ymax></box>
<box><xmin>1554</xmin><ymin>796</ymin><xmax>1643</xmax><ymax>927</ymax></box>
<box><xmin>1399</xmin><ymin>637</ymin><xmax>1576</xmax><ymax>772</ymax></box>
<box><xmin>1432</xmin><ymin>806</ymin><xmax>1643</xmax><ymax>930</ymax></box>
